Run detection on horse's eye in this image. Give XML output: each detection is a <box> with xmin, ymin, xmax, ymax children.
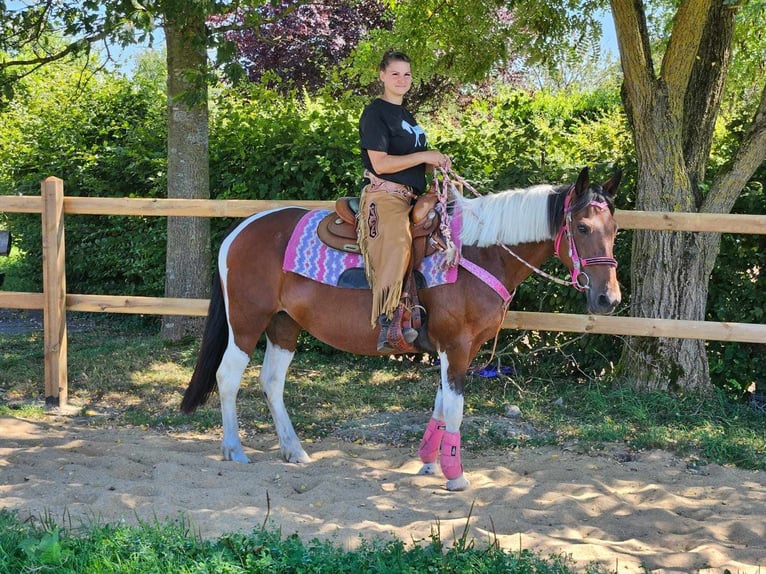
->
<box><xmin>577</xmin><ymin>223</ymin><xmax>589</xmax><ymax>234</ymax></box>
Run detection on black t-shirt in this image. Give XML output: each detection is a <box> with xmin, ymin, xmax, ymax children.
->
<box><xmin>359</xmin><ymin>98</ymin><xmax>428</xmax><ymax>194</ymax></box>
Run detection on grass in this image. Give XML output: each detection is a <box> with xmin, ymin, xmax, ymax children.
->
<box><xmin>0</xmin><ymin>509</ymin><xmax>614</xmax><ymax>574</ymax></box>
<box><xmin>1</xmin><ymin>320</ymin><xmax>764</xmax><ymax>469</ymax></box>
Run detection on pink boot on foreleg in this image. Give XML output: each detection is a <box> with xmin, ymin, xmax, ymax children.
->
<box><xmin>417</xmin><ymin>418</ymin><xmax>445</xmax><ymax>475</ymax></box>
<box><xmin>441</xmin><ymin>430</ymin><xmax>470</xmax><ymax>491</ymax></box>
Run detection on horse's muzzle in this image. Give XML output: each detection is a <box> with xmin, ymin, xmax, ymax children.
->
<box><xmin>588</xmin><ymin>287</ymin><xmax>621</xmax><ymax>315</ymax></box>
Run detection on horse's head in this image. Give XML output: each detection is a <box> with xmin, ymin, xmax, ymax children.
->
<box><xmin>555</xmin><ymin>167</ymin><xmax>622</xmax><ymax>314</ymax></box>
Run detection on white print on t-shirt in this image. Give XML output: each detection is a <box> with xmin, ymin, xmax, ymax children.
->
<box><xmin>401</xmin><ymin>120</ymin><xmax>426</xmax><ymax>147</ymax></box>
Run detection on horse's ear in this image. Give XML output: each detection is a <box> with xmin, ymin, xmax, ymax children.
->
<box><xmin>575</xmin><ymin>167</ymin><xmax>590</xmax><ymax>196</ymax></box>
<box><xmin>602</xmin><ymin>169</ymin><xmax>622</xmax><ymax>198</ymax></box>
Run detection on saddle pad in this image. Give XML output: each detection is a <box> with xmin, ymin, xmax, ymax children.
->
<box><xmin>283</xmin><ymin>209</ymin><xmax>461</xmax><ymax>289</ymax></box>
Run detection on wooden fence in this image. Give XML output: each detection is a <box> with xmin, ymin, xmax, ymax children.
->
<box><xmin>1</xmin><ymin>176</ymin><xmax>765</xmax><ymax>406</ymax></box>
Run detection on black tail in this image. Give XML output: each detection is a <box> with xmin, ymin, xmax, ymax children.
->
<box><xmin>181</xmin><ymin>273</ymin><xmax>228</xmax><ymax>414</ymax></box>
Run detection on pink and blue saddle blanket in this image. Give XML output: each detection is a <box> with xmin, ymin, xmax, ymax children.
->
<box><xmin>282</xmin><ymin>208</ymin><xmax>462</xmax><ymax>290</ymax></box>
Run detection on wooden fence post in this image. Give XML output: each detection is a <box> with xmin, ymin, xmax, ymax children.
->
<box><xmin>41</xmin><ymin>177</ymin><xmax>67</xmax><ymax>407</ymax></box>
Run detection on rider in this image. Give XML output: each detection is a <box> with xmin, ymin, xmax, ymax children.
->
<box><xmin>357</xmin><ymin>50</ymin><xmax>451</xmax><ymax>352</ymax></box>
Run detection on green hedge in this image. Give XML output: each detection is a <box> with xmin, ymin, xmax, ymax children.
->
<box><xmin>1</xmin><ymin>66</ymin><xmax>762</xmax><ymax>394</ymax></box>
<box><xmin>0</xmin><ymin>66</ymin><xmax>167</xmax><ymax>295</ymax></box>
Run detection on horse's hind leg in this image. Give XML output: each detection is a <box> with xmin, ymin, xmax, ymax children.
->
<box><xmin>218</xmin><ymin>342</ymin><xmax>252</xmax><ymax>463</ymax></box>
<box><xmin>259</xmin><ymin>337</ymin><xmax>310</xmax><ymax>463</ymax></box>
<box><xmin>261</xmin><ymin>312</ymin><xmax>310</xmax><ymax>463</ymax></box>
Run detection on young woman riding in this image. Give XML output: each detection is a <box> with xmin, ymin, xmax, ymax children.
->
<box><xmin>357</xmin><ymin>50</ymin><xmax>451</xmax><ymax>352</ymax></box>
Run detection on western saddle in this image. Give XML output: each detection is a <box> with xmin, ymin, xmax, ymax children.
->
<box><xmin>316</xmin><ymin>192</ymin><xmax>448</xmax><ymax>267</ymax></box>
<box><xmin>316</xmin><ymin>192</ymin><xmax>452</xmax><ymax>353</ymax></box>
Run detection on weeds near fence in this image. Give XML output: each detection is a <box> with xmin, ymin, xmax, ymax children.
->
<box><xmin>1</xmin><ymin>319</ymin><xmax>764</xmax><ymax>471</ymax></box>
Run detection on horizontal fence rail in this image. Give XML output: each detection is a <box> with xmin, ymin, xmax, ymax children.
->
<box><xmin>1</xmin><ymin>178</ymin><xmax>764</xmax><ymax>405</ymax></box>
<box><xmin>1</xmin><ymin>294</ymin><xmax>764</xmax><ymax>345</ymax></box>
<box><xmin>3</xmin><ymin>194</ymin><xmax>766</xmax><ymax>233</ymax></box>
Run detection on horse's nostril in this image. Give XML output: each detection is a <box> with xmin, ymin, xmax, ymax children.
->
<box><xmin>597</xmin><ymin>293</ymin><xmax>618</xmax><ymax>310</ymax></box>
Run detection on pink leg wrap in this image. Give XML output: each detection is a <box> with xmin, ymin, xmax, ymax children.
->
<box><xmin>440</xmin><ymin>431</ymin><xmax>463</xmax><ymax>480</ymax></box>
<box><xmin>418</xmin><ymin>418</ymin><xmax>446</xmax><ymax>464</ymax></box>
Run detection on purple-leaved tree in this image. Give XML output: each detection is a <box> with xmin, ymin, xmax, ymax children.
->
<box><xmin>219</xmin><ymin>0</ymin><xmax>389</xmax><ymax>92</ymax></box>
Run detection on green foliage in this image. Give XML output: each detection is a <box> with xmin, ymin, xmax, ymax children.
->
<box><xmin>0</xmin><ymin>57</ymin><xmax>168</xmax><ymax>295</ymax></box>
<box><xmin>211</xmin><ymin>85</ymin><xmax>365</xmax><ymax>203</ymax></box>
<box><xmin>706</xmin><ymin>179</ymin><xmax>766</xmax><ymax>394</ymax></box>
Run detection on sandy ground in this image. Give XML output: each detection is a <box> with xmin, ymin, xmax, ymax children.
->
<box><xmin>1</xmin><ymin>414</ymin><xmax>764</xmax><ymax>574</ymax></box>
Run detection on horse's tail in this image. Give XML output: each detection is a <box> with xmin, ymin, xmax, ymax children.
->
<box><xmin>181</xmin><ymin>272</ymin><xmax>228</xmax><ymax>414</ymax></box>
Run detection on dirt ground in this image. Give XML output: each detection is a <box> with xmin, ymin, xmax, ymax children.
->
<box><xmin>1</xmin><ymin>413</ymin><xmax>764</xmax><ymax>574</ymax></box>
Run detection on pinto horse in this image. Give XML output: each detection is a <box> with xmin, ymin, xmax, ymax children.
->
<box><xmin>181</xmin><ymin>167</ymin><xmax>621</xmax><ymax>491</ymax></box>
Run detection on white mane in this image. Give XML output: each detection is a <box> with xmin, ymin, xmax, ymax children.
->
<box><xmin>451</xmin><ymin>185</ymin><xmax>555</xmax><ymax>247</ymax></box>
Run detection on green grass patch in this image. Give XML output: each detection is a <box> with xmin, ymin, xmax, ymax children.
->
<box><xmin>1</xmin><ymin>321</ymin><xmax>764</xmax><ymax>470</ymax></box>
<box><xmin>0</xmin><ymin>509</ymin><xmax>614</xmax><ymax>574</ymax></box>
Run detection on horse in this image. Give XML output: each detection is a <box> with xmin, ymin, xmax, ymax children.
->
<box><xmin>181</xmin><ymin>166</ymin><xmax>622</xmax><ymax>491</ymax></box>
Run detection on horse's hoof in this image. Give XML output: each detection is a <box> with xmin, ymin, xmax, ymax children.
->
<box><xmin>417</xmin><ymin>462</ymin><xmax>440</xmax><ymax>476</ymax></box>
<box><xmin>283</xmin><ymin>449</ymin><xmax>311</xmax><ymax>464</ymax></box>
<box><xmin>223</xmin><ymin>446</ymin><xmax>251</xmax><ymax>463</ymax></box>
<box><xmin>446</xmin><ymin>475</ymin><xmax>470</xmax><ymax>491</ymax></box>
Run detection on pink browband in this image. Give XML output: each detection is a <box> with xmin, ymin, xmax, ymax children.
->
<box><xmin>554</xmin><ymin>186</ymin><xmax>617</xmax><ymax>292</ymax></box>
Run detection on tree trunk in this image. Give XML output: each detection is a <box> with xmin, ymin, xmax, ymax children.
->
<box><xmin>162</xmin><ymin>10</ymin><xmax>210</xmax><ymax>341</ymax></box>
<box><xmin>609</xmin><ymin>0</ymin><xmax>765</xmax><ymax>392</ymax></box>
<box><xmin>620</xmin><ymin>226</ymin><xmax>722</xmax><ymax>391</ymax></box>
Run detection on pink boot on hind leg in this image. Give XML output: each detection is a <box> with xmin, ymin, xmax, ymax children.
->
<box><xmin>441</xmin><ymin>431</ymin><xmax>470</xmax><ymax>491</ymax></box>
<box><xmin>417</xmin><ymin>418</ymin><xmax>445</xmax><ymax>475</ymax></box>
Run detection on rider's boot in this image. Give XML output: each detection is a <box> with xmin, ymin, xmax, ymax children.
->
<box><xmin>377</xmin><ymin>315</ymin><xmax>394</xmax><ymax>352</ymax></box>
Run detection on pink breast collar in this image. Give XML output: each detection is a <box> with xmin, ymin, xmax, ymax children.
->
<box><xmin>458</xmin><ymin>258</ymin><xmax>515</xmax><ymax>305</ymax></box>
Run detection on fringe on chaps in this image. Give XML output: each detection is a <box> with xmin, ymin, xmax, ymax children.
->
<box><xmin>357</xmin><ymin>185</ymin><xmax>413</xmax><ymax>327</ymax></box>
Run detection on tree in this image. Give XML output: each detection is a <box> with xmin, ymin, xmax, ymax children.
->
<box><xmin>1</xmin><ymin>0</ymin><xmax>212</xmax><ymax>341</ymax></box>
<box><xmin>611</xmin><ymin>0</ymin><xmax>766</xmax><ymax>391</ymax></box>
<box><xmin>162</xmin><ymin>1</ymin><xmax>210</xmax><ymax>340</ymax></box>
<box><xmin>219</xmin><ymin>0</ymin><xmax>390</xmax><ymax>93</ymax></box>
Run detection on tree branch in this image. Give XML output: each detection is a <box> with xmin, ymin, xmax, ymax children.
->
<box><xmin>661</xmin><ymin>0</ymin><xmax>711</xmax><ymax>113</ymax></box>
<box><xmin>704</xmin><ymin>80</ymin><xmax>766</xmax><ymax>214</ymax></box>
<box><xmin>609</xmin><ymin>0</ymin><xmax>655</xmax><ymax>122</ymax></box>
<box><xmin>0</xmin><ymin>29</ymin><xmax>110</xmax><ymax>70</ymax></box>
<box><xmin>683</xmin><ymin>0</ymin><xmax>736</xmax><ymax>202</ymax></box>
<box><xmin>207</xmin><ymin>1</ymin><xmax>305</xmax><ymax>36</ymax></box>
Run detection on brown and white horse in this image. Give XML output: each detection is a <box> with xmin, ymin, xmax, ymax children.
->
<box><xmin>181</xmin><ymin>167</ymin><xmax>621</xmax><ymax>491</ymax></box>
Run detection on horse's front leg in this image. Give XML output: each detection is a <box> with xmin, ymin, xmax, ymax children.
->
<box><xmin>416</xmin><ymin>386</ymin><xmax>445</xmax><ymax>477</ymax></box>
<box><xmin>417</xmin><ymin>349</ymin><xmax>470</xmax><ymax>491</ymax></box>
<box><xmin>260</xmin><ymin>337</ymin><xmax>310</xmax><ymax>463</ymax></box>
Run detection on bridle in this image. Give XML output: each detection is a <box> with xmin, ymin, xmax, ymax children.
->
<box><xmin>437</xmin><ymin>168</ymin><xmax>618</xmax><ymax>293</ymax></box>
<box><xmin>553</xmin><ymin>185</ymin><xmax>618</xmax><ymax>292</ymax></box>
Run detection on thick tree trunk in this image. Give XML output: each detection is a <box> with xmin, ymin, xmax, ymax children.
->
<box><xmin>162</xmin><ymin>12</ymin><xmax>210</xmax><ymax>341</ymax></box>
<box><xmin>620</xmin><ymin>226</ymin><xmax>721</xmax><ymax>391</ymax></box>
<box><xmin>610</xmin><ymin>0</ymin><xmax>758</xmax><ymax>392</ymax></box>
